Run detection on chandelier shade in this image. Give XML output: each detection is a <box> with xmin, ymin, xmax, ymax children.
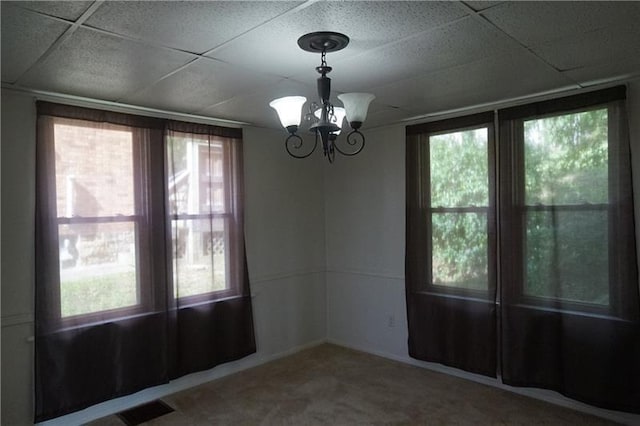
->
<box><xmin>337</xmin><ymin>93</ymin><xmax>376</xmax><ymax>127</ymax></box>
<box><xmin>269</xmin><ymin>96</ymin><xmax>307</xmax><ymax>130</ymax></box>
<box><xmin>269</xmin><ymin>32</ymin><xmax>375</xmax><ymax>163</ymax></box>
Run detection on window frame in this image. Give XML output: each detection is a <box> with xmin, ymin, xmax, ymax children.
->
<box><xmin>498</xmin><ymin>86</ymin><xmax>630</xmax><ymax>318</ymax></box>
<box><xmin>166</xmin><ymin>131</ymin><xmax>238</xmax><ymax>306</ymax></box>
<box><xmin>46</xmin><ymin>118</ymin><xmax>157</xmax><ymax>328</ymax></box>
<box><xmin>506</xmin><ymin>105</ymin><xmax>617</xmax><ymax>316</ymax></box>
<box><xmin>411</xmin><ymin>112</ymin><xmax>497</xmax><ymax>300</ymax></box>
<box><xmin>42</xmin><ymin>115</ymin><xmax>245</xmax><ymax>327</ymax></box>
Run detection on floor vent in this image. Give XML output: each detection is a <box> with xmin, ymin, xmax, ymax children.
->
<box><xmin>116</xmin><ymin>400</ymin><xmax>174</xmax><ymax>425</ymax></box>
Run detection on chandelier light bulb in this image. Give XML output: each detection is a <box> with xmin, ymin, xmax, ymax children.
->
<box><xmin>314</xmin><ymin>106</ymin><xmax>346</xmax><ymax>135</ymax></box>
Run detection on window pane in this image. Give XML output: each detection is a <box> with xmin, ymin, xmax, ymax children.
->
<box><xmin>525</xmin><ymin>210</ymin><xmax>609</xmax><ymax>305</ymax></box>
<box><xmin>430</xmin><ymin>128</ymin><xmax>488</xmax><ymax>207</ymax></box>
<box><xmin>432</xmin><ymin>212</ymin><xmax>488</xmax><ymax>290</ymax></box>
<box><xmin>524</xmin><ymin>109</ymin><xmax>608</xmax><ymax>205</ymax></box>
<box><xmin>168</xmin><ymin>135</ymin><xmax>226</xmax><ymax>215</ymax></box>
<box><xmin>59</xmin><ymin>222</ymin><xmax>138</xmax><ymax>317</ymax></box>
<box><xmin>54</xmin><ymin>121</ymin><xmax>134</xmax><ymax>217</ymax></box>
<box><xmin>172</xmin><ymin>218</ymin><xmax>227</xmax><ymax>298</ymax></box>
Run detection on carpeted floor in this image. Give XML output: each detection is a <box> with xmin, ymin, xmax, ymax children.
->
<box><xmin>89</xmin><ymin>344</ymin><xmax>616</xmax><ymax>425</ymax></box>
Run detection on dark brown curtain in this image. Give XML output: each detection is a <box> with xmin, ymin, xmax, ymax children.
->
<box><xmin>405</xmin><ymin>112</ymin><xmax>497</xmax><ymax>377</ymax></box>
<box><xmin>165</xmin><ymin>121</ymin><xmax>255</xmax><ymax>378</ymax></box>
<box><xmin>35</xmin><ymin>102</ymin><xmax>255</xmax><ymax>421</ymax></box>
<box><xmin>499</xmin><ymin>86</ymin><xmax>640</xmax><ymax>413</ymax></box>
<box><xmin>406</xmin><ymin>86</ymin><xmax>639</xmax><ymax>414</ymax></box>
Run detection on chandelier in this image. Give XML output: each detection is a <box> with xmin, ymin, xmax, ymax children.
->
<box><xmin>269</xmin><ymin>32</ymin><xmax>375</xmax><ymax>163</ymax></box>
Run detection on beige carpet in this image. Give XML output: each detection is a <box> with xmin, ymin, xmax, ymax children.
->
<box><xmin>89</xmin><ymin>344</ymin><xmax>616</xmax><ymax>425</ymax></box>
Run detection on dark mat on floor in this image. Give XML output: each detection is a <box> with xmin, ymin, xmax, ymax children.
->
<box><xmin>116</xmin><ymin>400</ymin><xmax>174</xmax><ymax>426</ymax></box>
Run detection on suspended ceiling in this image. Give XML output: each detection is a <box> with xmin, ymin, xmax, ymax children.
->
<box><xmin>2</xmin><ymin>1</ymin><xmax>639</xmax><ymax>129</ymax></box>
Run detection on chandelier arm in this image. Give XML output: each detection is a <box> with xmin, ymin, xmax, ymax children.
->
<box><xmin>333</xmin><ymin>129</ymin><xmax>366</xmax><ymax>156</ymax></box>
<box><xmin>285</xmin><ymin>133</ymin><xmax>318</xmax><ymax>159</ymax></box>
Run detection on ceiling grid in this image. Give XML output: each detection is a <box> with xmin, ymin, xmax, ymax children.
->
<box><xmin>2</xmin><ymin>1</ymin><xmax>638</xmax><ymax>128</ymax></box>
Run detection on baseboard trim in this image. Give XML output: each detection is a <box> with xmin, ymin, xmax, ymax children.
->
<box><xmin>37</xmin><ymin>339</ymin><xmax>327</xmax><ymax>426</ymax></box>
<box><xmin>326</xmin><ymin>338</ymin><xmax>640</xmax><ymax>426</ymax></box>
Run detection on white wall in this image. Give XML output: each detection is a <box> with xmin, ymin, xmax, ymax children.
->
<box><xmin>324</xmin><ymin>125</ymin><xmax>408</xmax><ymax>357</ymax></box>
<box><xmin>1</xmin><ymin>90</ymin><xmax>37</xmax><ymax>426</ymax></box>
<box><xmin>0</xmin><ymin>89</ymin><xmax>326</xmax><ymax>425</ymax></box>
<box><xmin>324</xmin><ymin>80</ymin><xmax>640</xmax><ymax>425</ymax></box>
<box><xmin>243</xmin><ymin>126</ymin><xmax>326</xmax><ymax>357</ymax></box>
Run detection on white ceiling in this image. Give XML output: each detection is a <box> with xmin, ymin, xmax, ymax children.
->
<box><xmin>2</xmin><ymin>1</ymin><xmax>640</xmax><ymax>129</ymax></box>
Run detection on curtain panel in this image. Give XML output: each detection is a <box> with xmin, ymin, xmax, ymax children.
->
<box><xmin>498</xmin><ymin>86</ymin><xmax>640</xmax><ymax>413</ymax></box>
<box><xmin>405</xmin><ymin>112</ymin><xmax>498</xmax><ymax>377</ymax></box>
<box><xmin>405</xmin><ymin>85</ymin><xmax>640</xmax><ymax>413</ymax></box>
<box><xmin>34</xmin><ymin>102</ymin><xmax>255</xmax><ymax>421</ymax></box>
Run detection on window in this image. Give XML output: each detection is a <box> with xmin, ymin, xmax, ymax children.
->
<box><xmin>410</xmin><ymin>99</ymin><xmax>627</xmax><ymax>312</ymax></box>
<box><xmin>51</xmin><ymin>118</ymin><xmax>150</xmax><ymax>321</ymax></box>
<box><xmin>520</xmin><ymin>107</ymin><xmax>610</xmax><ymax>307</ymax></box>
<box><xmin>167</xmin><ymin>132</ymin><xmax>231</xmax><ymax>300</ymax></box>
<box><xmin>37</xmin><ymin>110</ymin><xmax>248</xmax><ymax>326</ymax></box>
<box><xmin>407</xmin><ymin>112</ymin><xmax>497</xmax><ymax>298</ymax></box>
<box><xmin>429</xmin><ymin>126</ymin><xmax>492</xmax><ymax>292</ymax></box>
<box><xmin>44</xmin><ymin>122</ymin><xmax>244</xmax><ymax>320</ymax></box>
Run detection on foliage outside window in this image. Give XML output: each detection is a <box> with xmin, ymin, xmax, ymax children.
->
<box><xmin>424</xmin><ymin>107</ymin><xmax>613</xmax><ymax>308</ymax></box>
<box><xmin>522</xmin><ymin>108</ymin><xmax>610</xmax><ymax>306</ymax></box>
<box><xmin>429</xmin><ymin>127</ymin><xmax>490</xmax><ymax>292</ymax></box>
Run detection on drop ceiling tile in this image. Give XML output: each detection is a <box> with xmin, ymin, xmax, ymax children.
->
<box><xmin>298</xmin><ymin>0</ymin><xmax>469</xmax><ymax>46</ymax></box>
<box><xmin>327</xmin><ymin>16</ymin><xmax>521</xmax><ymax>92</ymax></box>
<box><xmin>124</xmin><ymin>58</ymin><xmax>281</xmax><ymax>115</ymax></box>
<box><xmin>20</xmin><ymin>28</ymin><xmax>197</xmax><ymax>101</ymax></box>
<box><xmin>85</xmin><ymin>1</ymin><xmax>303</xmax><ymax>54</ymax></box>
<box><xmin>10</xmin><ymin>0</ymin><xmax>94</xmax><ymax>20</ymax></box>
<box><xmin>484</xmin><ymin>1</ymin><xmax>640</xmax><ymax>46</ymax></box>
<box><xmin>366</xmin><ymin>107</ymin><xmax>416</xmax><ymax>129</ymax></box>
<box><xmin>373</xmin><ymin>52</ymin><xmax>576</xmax><ymax>115</ymax></box>
<box><xmin>199</xmin><ymin>79</ymin><xmax>320</xmax><ymax>128</ymax></box>
<box><xmin>211</xmin><ymin>1</ymin><xmax>468</xmax><ymax>77</ymax></box>
<box><xmin>533</xmin><ymin>23</ymin><xmax>640</xmax><ymax>72</ymax></box>
<box><xmin>563</xmin><ymin>59</ymin><xmax>640</xmax><ymax>87</ymax></box>
<box><xmin>1</xmin><ymin>4</ymin><xmax>70</xmax><ymax>83</ymax></box>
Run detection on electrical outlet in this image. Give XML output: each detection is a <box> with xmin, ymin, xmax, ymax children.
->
<box><xmin>387</xmin><ymin>315</ymin><xmax>395</xmax><ymax>328</ymax></box>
